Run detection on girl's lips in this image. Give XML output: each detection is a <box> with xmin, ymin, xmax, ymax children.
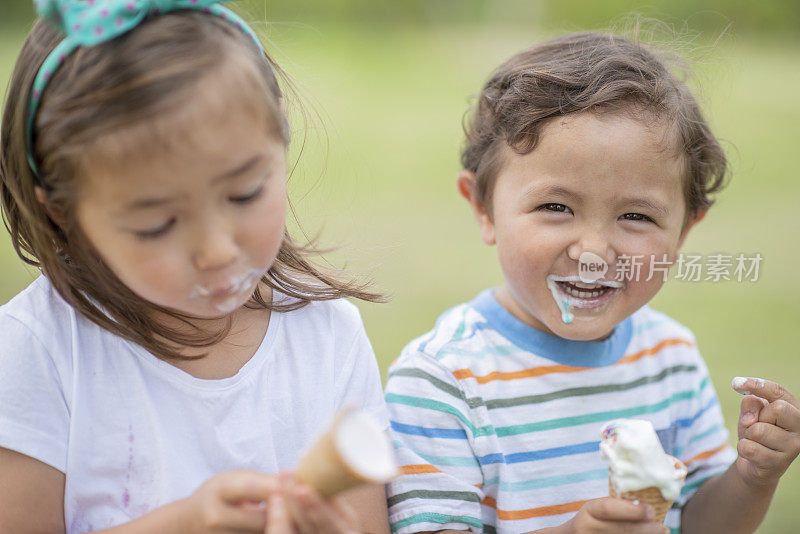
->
<box><xmin>190</xmin><ymin>269</ymin><xmax>263</xmax><ymax>300</ymax></box>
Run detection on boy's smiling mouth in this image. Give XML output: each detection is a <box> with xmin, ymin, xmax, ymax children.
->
<box><xmin>547</xmin><ymin>275</ymin><xmax>625</xmax><ymax>314</ymax></box>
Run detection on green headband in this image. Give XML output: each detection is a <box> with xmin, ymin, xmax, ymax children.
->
<box><xmin>26</xmin><ymin>0</ymin><xmax>266</xmax><ymax>181</ymax></box>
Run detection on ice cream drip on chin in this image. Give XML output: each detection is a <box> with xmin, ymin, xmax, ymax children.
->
<box><xmin>546</xmin><ymin>275</ymin><xmax>574</xmax><ymax>324</ymax></box>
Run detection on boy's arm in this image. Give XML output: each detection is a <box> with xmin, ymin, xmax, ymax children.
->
<box><xmin>681</xmin><ymin>378</ymin><xmax>800</xmax><ymax>534</ymax></box>
<box><xmin>384</xmin><ymin>355</ymin><xmax>486</xmax><ymax>534</ymax></box>
<box><xmin>680</xmin><ymin>465</ymin><xmax>776</xmax><ymax>534</ymax></box>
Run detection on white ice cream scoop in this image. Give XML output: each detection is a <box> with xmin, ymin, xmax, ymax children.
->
<box><xmin>600</xmin><ymin>418</ymin><xmax>687</xmax><ymax>501</ymax></box>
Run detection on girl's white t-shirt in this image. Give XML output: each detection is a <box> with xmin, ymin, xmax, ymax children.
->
<box><xmin>0</xmin><ymin>276</ymin><xmax>389</xmax><ymax>534</ymax></box>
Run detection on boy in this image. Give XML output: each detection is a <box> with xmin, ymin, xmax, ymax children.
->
<box><xmin>385</xmin><ymin>32</ymin><xmax>799</xmax><ymax>534</ymax></box>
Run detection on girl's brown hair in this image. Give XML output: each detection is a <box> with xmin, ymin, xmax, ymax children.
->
<box><xmin>1</xmin><ymin>11</ymin><xmax>382</xmax><ymax>361</ymax></box>
<box><xmin>461</xmin><ymin>31</ymin><xmax>728</xmax><ymax>224</ymax></box>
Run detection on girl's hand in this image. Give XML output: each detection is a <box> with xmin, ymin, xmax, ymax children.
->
<box><xmin>562</xmin><ymin>498</ymin><xmax>668</xmax><ymax>534</ymax></box>
<box><xmin>278</xmin><ymin>473</ymin><xmax>359</xmax><ymax>534</ymax></box>
<box><xmin>183</xmin><ymin>469</ymin><xmax>279</xmax><ymax>533</ymax></box>
<box><xmin>732</xmin><ymin>377</ymin><xmax>800</xmax><ymax>488</ymax></box>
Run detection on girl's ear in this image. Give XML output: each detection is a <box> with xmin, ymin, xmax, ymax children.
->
<box><xmin>457</xmin><ymin>170</ymin><xmax>496</xmax><ymax>246</ymax></box>
<box><xmin>34</xmin><ymin>186</ymin><xmax>66</xmax><ymax>228</ymax></box>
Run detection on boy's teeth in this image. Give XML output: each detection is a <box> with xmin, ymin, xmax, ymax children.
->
<box><xmin>559</xmin><ymin>281</ymin><xmax>610</xmax><ymax>299</ymax></box>
<box><xmin>572</xmin><ymin>281</ymin><xmax>602</xmax><ymax>289</ymax></box>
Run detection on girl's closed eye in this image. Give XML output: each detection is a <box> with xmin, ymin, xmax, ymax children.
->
<box><xmin>229</xmin><ymin>184</ymin><xmax>265</xmax><ymax>204</ymax></box>
<box><xmin>133</xmin><ymin>218</ymin><xmax>176</xmax><ymax>240</ymax></box>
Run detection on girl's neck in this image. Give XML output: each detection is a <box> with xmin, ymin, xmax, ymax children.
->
<box><xmin>150</xmin><ymin>284</ymin><xmax>273</xmax><ymax>379</ymax></box>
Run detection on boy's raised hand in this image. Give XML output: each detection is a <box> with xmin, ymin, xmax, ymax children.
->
<box><xmin>731</xmin><ymin>377</ymin><xmax>800</xmax><ymax>488</ymax></box>
<box><xmin>562</xmin><ymin>498</ymin><xmax>668</xmax><ymax>534</ymax></box>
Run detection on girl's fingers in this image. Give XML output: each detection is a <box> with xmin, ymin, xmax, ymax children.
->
<box><xmin>293</xmin><ymin>486</ymin><xmax>354</xmax><ymax>534</ymax></box>
<box><xmin>284</xmin><ymin>490</ymin><xmax>315</xmax><ymax>534</ymax></box>
<box><xmin>265</xmin><ymin>495</ymin><xmax>293</xmax><ymax>534</ymax></box>
<box><xmin>219</xmin><ymin>470</ymin><xmax>278</xmax><ymax>505</ymax></box>
<box><xmin>331</xmin><ymin>496</ymin><xmax>359</xmax><ymax>531</ymax></box>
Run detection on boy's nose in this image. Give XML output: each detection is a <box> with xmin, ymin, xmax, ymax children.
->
<box><xmin>566</xmin><ymin>233</ymin><xmax>616</xmax><ymax>271</ymax></box>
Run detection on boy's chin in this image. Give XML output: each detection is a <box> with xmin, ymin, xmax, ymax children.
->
<box><xmin>546</xmin><ymin>316</ymin><xmax>617</xmax><ymax>342</ymax></box>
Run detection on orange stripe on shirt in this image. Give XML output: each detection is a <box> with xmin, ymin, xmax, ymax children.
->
<box><xmin>685</xmin><ymin>443</ymin><xmax>730</xmax><ymax>465</ymax></box>
<box><xmin>452</xmin><ymin>338</ymin><xmax>694</xmax><ymax>384</ymax></box>
<box><xmin>481</xmin><ymin>496</ymin><xmax>589</xmax><ymax>519</ymax></box>
<box><xmin>400</xmin><ymin>464</ymin><xmax>441</xmax><ymax>475</ymax></box>
<box><xmin>616</xmin><ymin>338</ymin><xmax>695</xmax><ymax>365</ymax></box>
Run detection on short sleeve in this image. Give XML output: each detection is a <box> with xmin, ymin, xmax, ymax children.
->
<box><xmin>0</xmin><ymin>312</ymin><xmax>70</xmax><ymax>473</ymax></box>
<box><xmin>333</xmin><ymin>303</ymin><xmax>389</xmax><ymax>429</ymax></box>
<box><xmin>673</xmin><ymin>348</ymin><xmax>736</xmax><ymax>510</ymax></box>
<box><xmin>385</xmin><ymin>352</ymin><xmax>485</xmax><ymax>534</ymax></box>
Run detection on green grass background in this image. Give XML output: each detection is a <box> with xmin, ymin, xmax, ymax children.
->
<box><xmin>2</xmin><ymin>14</ymin><xmax>799</xmax><ymax>534</ymax></box>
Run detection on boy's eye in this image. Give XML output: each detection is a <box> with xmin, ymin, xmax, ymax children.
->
<box><xmin>229</xmin><ymin>185</ymin><xmax>264</xmax><ymax>204</ymax></box>
<box><xmin>620</xmin><ymin>213</ymin><xmax>654</xmax><ymax>223</ymax></box>
<box><xmin>538</xmin><ymin>203</ymin><xmax>572</xmax><ymax>214</ymax></box>
<box><xmin>134</xmin><ymin>218</ymin><xmax>175</xmax><ymax>240</ymax></box>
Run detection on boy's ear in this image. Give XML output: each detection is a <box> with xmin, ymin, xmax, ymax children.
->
<box><xmin>677</xmin><ymin>208</ymin><xmax>707</xmax><ymax>250</ymax></box>
<box><xmin>457</xmin><ymin>170</ymin><xmax>496</xmax><ymax>245</ymax></box>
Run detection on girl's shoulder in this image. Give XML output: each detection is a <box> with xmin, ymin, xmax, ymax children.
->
<box><xmin>276</xmin><ymin>293</ymin><xmax>366</xmax><ymax>335</ymax></box>
<box><xmin>0</xmin><ymin>275</ymin><xmax>80</xmax><ymax>343</ymax></box>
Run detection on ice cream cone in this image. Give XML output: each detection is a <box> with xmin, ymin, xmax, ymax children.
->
<box><xmin>608</xmin><ymin>458</ymin><xmax>686</xmax><ymax>524</ymax></box>
<box><xmin>294</xmin><ymin>407</ymin><xmax>397</xmax><ymax>497</ymax></box>
<box><xmin>609</xmin><ymin>481</ymin><xmax>674</xmax><ymax>524</ymax></box>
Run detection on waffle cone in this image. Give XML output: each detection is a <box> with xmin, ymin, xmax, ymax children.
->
<box><xmin>608</xmin><ymin>481</ymin><xmax>673</xmax><ymax>524</ymax></box>
<box><xmin>294</xmin><ymin>408</ymin><xmax>397</xmax><ymax>497</ymax></box>
<box><xmin>295</xmin><ymin>421</ymin><xmax>362</xmax><ymax>496</ymax></box>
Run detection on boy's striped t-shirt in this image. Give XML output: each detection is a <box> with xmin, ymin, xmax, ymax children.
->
<box><xmin>385</xmin><ymin>290</ymin><xmax>736</xmax><ymax>534</ymax></box>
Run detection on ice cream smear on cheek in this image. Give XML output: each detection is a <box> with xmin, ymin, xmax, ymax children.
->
<box><xmin>545</xmin><ymin>275</ymin><xmax>624</xmax><ymax>325</ymax></box>
<box><xmin>600</xmin><ymin>418</ymin><xmax>687</xmax><ymax>501</ymax></box>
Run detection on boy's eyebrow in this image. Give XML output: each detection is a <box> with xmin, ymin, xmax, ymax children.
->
<box><xmin>523</xmin><ymin>183</ymin><xmax>582</xmax><ymax>201</ymax></box>
<box><xmin>119</xmin><ymin>155</ymin><xmax>264</xmax><ymax>213</ymax></box>
<box><xmin>618</xmin><ymin>196</ymin><xmax>669</xmax><ymax>217</ymax></box>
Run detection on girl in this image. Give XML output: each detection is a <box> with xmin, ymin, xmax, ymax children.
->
<box><xmin>0</xmin><ymin>1</ymin><xmax>390</xmax><ymax>533</ymax></box>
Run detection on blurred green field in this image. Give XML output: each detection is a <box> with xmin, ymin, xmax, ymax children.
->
<box><xmin>2</xmin><ymin>16</ymin><xmax>800</xmax><ymax>534</ymax></box>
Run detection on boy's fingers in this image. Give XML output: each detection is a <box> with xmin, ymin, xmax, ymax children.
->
<box><xmin>743</xmin><ymin>422</ymin><xmax>794</xmax><ymax>454</ymax></box>
<box><xmin>586</xmin><ymin>497</ymin><xmax>654</xmax><ymax>522</ymax></box>
<box><xmin>758</xmin><ymin>400</ymin><xmax>800</xmax><ymax>434</ymax></box>
<box><xmin>738</xmin><ymin>395</ymin><xmax>766</xmax><ymax>436</ymax></box>
<box><xmin>732</xmin><ymin>377</ymin><xmax>799</xmax><ymax>408</ymax></box>
<box><xmin>738</xmin><ymin>438</ymin><xmax>786</xmax><ymax>472</ymax></box>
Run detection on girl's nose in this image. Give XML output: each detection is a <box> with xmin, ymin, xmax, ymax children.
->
<box><xmin>193</xmin><ymin>226</ymin><xmax>239</xmax><ymax>272</ymax></box>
